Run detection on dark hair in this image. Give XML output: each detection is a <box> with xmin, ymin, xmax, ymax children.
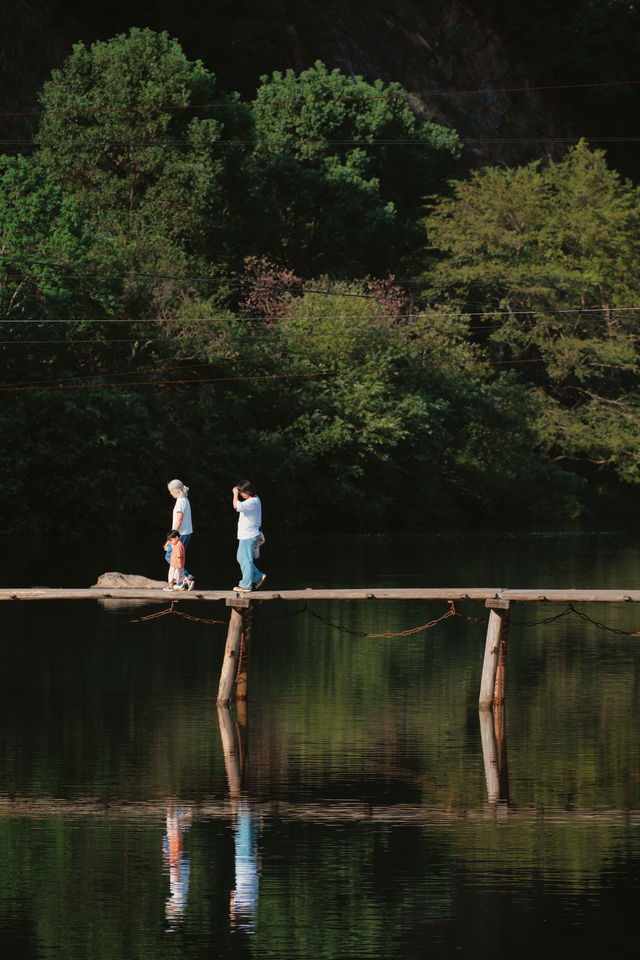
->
<box><xmin>237</xmin><ymin>480</ymin><xmax>256</xmax><ymax>496</ymax></box>
<box><xmin>167</xmin><ymin>529</ymin><xmax>181</xmax><ymax>539</ymax></box>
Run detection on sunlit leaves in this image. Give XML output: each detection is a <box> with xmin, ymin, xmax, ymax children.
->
<box><xmin>251</xmin><ymin>61</ymin><xmax>461</xmax><ymax>276</ymax></box>
<box><xmin>425</xmin><ymin>142</ymin><xmax>640</xmax><ymax>485</ymax></box>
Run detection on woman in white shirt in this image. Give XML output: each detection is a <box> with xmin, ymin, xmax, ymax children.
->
<box><xmin>167</xmin><ymin>479</ymin><xmax>194</xmax><ymax>588</ymax></box>
<box><xmin>232</xmin><ymin>480</ymin><xmax>266</xmax><ymax>592</ymax></box>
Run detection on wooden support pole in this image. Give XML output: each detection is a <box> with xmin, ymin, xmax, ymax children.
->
<box><xmin>493</xmin><ymin>604</ymin><xmax>511</xmax><ymax>706</ymax></box>
<box><xmin>236</xmin><ymin>606</ymin><xmax>253</xmax><ymax>701</ymax></box>
<box><xmin>479</xmin><ymin>599</ymin><xmax>510</xmax><ymax>709</ymax></box>
<box><xmin>218</xmin><ymin>607</ymin><xmax>244</xmax><ymax>705</ymax></box>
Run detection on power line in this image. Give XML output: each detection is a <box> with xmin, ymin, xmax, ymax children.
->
<box><xmin>1</xmin><ymin>305</ymin><xmax>640</xmax><ymax>325</ymax></box>
<box><xmin>2</xmin><ymin>77</ymin><xmax>639</xmax><ymax>120</ymax></box>
<box><xmin>0</xmin><ymin>358</ymin><xmax>553</xmax><ymax>394</ymax></box>
<box><xmin>4</xmin><ymin>351</ymin><xmax>640</xmax><ymax>398</ymax></box>
<box><xmin>4</xmin><ymin>135</ymin><xmax>640</xmax><ymax>150</ymax></box>
<box><xmin>0</xmin><ymin>363</ymin><xmax>447</xmax><ymax>392</ymax></box>
<box><xmin>0</xmin><ymin>253</ymin><xmax>631</xmax><ymax>309</ymax></box>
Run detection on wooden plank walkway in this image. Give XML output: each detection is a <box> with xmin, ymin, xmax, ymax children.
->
<box><xmin>3</xmin><ymin>584</ymin><xmax>638</xmax><ymax>714</ymax></box>
<box><xmin>2</xmin><ymin>586</ymin><xmax>640</xmax><ymax>602</ymax></box>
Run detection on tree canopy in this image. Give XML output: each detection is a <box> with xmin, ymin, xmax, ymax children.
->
<box><xmin>426</xmin><ymin>142</ymin><xmax>640</xmax><ymax>489</ymax></box>
<box><xmin>250</xmin><ymin>61</ymin><xmax>461</xmax><ymax>276</ymax></box>
<box><xmin>36</xmin><ymin>27</ymin><xmax>252</xmax><ymax>294</ymax></box>
<box><xmin>1</xmin><ymin>29</ymin><xmax>640</xmax><ymax>534</ymax></box>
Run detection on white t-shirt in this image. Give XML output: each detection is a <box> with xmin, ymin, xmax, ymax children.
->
<box><xmin>172</xmin><ymin>495</ymin><xmax>193</xmax><ymax>535</ymax></box>
<box><xmin>237</xmin><ymin>496</ymin><xmax>262</xmax><ymax>540</ymax></box>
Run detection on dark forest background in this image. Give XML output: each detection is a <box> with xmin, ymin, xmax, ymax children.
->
<box><xmin>2</xmin><ymin>0</ymin><xmax>640</xmax><ymax>537</ymax></box>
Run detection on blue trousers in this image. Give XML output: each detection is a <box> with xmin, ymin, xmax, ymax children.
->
<box><xmin>237</xmin><ymin>536</ymin><xmax>262</xmax><ymax>589</ymax></box>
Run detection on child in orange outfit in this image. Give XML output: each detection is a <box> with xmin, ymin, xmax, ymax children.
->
<box><xmin>163</xmin><ymin>530</ymin><xmax>187</xmax><ymax>591</ymax></box>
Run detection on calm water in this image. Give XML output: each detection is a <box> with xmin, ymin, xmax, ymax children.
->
<box><xmin>2</xmin><ymin>527</ymin><xmax>640</xmax><ymax>958</ymax></box>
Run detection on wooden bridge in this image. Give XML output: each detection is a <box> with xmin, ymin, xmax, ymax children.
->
<box><xmin>4</xmin><ymin>582</ymin><xmax>639</xmax><ymax>806</ymax></box>
<box><xmin>3</xmin><ymin>586</ymin><xmax>640</xmax><ymax>602</ymax></box>
<box><xmin>2</xmin><ymin>584</ymin><xmax>639</xmax><ymax>713</ymax></box>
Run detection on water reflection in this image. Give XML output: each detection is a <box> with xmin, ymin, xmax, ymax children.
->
<box><xmin>4</xmin><ymin>526</ymin><xmax>640</xmax><ymax>960</ymax></box>
<box><xmin>218</xmin><ymin>702</ymin><xmax>261</xmax><ymax>933</ymax></box>
<box><xmin>163</xmin><ymin>802</ymin><xmax>191</xmax><ymax>929</ymax></box>
<box><xmin>230</xmin><ymin>799</ymin><xmax>260</xmax><ymax>932</ymax></box>
<box><xmin>479</xmin><ymin>704</ymin><xmax>509</xmax><ymax>805</ymax></box>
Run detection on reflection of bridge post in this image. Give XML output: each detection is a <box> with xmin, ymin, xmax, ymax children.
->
<box><xmin>217</xmin><ymin>703</ymin><xmax>242</xmax><ymax>796</ymax></box>
<box><xmin>479</xmin><ymin>704</ymin><xmax>509</xmax><ymax>804</ymax></box>
<box><xmin>216</xmin><ymin>703</ymin><xmax>260</xmax><ymax>932</ymax></box>
<box><xmin>478</xmin><ymin>597</ymin><xmax>510</xmax><ymax>803</ymax></box>
<box><xmin>236</xmin><ymin>699</ymin><xmax>249</xmax><ymax>790</ymax></box>
<box><xmin>217</xmin><ymin>701</ymin><xmax>249</xmax><ymax>793</ymax></box>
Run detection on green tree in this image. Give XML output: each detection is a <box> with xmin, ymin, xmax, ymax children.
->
<box><xmin>35</xmin><ymin>27</ymin><xmax>251</xmax><ymax>307</ymax></box>
<box><xmin>425</xmin><ymin>142</ymin><xmax>640</xmax><ymax>488</ymax></box>
<box><xmin>0</xmin><ymin>155</ymin><xmax>120</xmax><ymax>322</ymax></box>
<box><xmin>250</xmin><ymin>62</ymin><xmax>461</xmax><ymax>276</ymax></box>
<box><xmin>0</xmin><ymin>154</ymin><xmax>129</xmax><ymax>389</ymax></box>
<box><xmin>0</xmin><ymin>386</ymin><xmax>166</xmax><ymax>533</ymax></box>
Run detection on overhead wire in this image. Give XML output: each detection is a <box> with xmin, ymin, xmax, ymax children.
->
<box><xmin>0</xmin><ymin>357</ymin><xmax>567</xmax><ymax>395</ymax></box>
<box><xmin>1</xmin><ymin>82</ymin><xmax>638</xmax><ymax>389</ymax></box>
<box><xmin>0</xmin><ymin>309</ymin><xmax>639</xmax><ymax>334</ymax></box>
<box><xmin>0</xmin><ymin>328</ymin><xmax>637</xmax><ymax>392</ymax></box>
<box><xmin>3</xmin><ymin>135</ymin><xmax>640</xmax><ymax>150</ymax></box>
<box><xmin>1</xmin><ymin>76</ymin><xmax>639</xmax><ymax>120</ymax></box>
<box><xmin>2</xmin><ymin>254</ymin><xmax>640</xmax><ymax>316</ymax></box>
<box><xmin>4</xmin><ymin>350</ymin><xmax>640</xmax><ymax>399</ymax></box>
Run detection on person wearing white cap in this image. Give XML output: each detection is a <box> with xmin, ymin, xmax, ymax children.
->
<box><xmin>166</xmin><ymin>479</ymin><xmax>195</xmax><ymax>590</ymax></box>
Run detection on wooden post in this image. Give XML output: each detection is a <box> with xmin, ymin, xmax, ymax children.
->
<box><xmin>236</xmin><ymin>606</ymin><xmax>253</xmax><ymax>701</ymax></box>
<box><xmin>479</xmin><ymin>599</ymin><xmax>510</xmax><ymax>709</ymax></box>
<box><xmin>217</xmin><ymin>607</ymin><xmax>244</xmax><ymax>705</ymax></box>
<box><xmin>493</xmin><ymin>603</ymin><xmax>510</xmax><ymax>706</ymax></box>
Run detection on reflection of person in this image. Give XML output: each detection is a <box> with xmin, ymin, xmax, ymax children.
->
<box><xmin>167</xmin><ymin>479</ymin><xmax>194</xmax><ymax>588</ymax></box>
<box><xmin>232</xmin><ymin>481</ymin><xmax>266</xmax><ymax>592</ymax></box>
<box><xmin>163</xmin><ymin>803</ymin><xmax>191</xmax><ymax>928</ymax></box>
<box><xmin>163</xmin><ymin>530</ymin><xmax>186</xmax><ymax>591</ymax></box>
<box><xmin>230</xmin><ymin>800</ymin><xmax>260</xmax><ymax>932</ymax></box>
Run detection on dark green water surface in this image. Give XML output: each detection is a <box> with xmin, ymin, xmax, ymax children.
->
<box><xmin>2</xmin><ymin>527</ymin><xmax>639</xmax><ymax>958</ymax></box>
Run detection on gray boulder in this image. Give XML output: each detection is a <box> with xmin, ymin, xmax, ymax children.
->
<box><xmin>92</xmin><ymin>572</ymin><xmax>167</xmax><ymax>589</ymax></box>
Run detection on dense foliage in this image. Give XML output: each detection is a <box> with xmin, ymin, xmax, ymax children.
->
<box><xmin>1</xmin><ymin>27</ymin><xmax>639</xmax><ymax>535</ymax></box>
<box><xmin>425</xmin><ymin>142</ymin><xmax>640</xmax><ymax>489</ymax></box>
